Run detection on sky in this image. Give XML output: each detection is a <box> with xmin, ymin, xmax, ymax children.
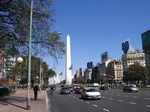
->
<box><xmin>45</xmin><ymin>0</ymin><xmax>150</xmax><ymax>84</ymax></box>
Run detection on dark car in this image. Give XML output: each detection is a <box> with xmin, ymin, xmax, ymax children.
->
<box><xmin>123</xmin><ymin>84</ymin><xmax>138</xmax><ymax>92</ymax></box>
<box><xmin>60</xmin><ymin>87</ymin><xmax>71</xmax><ymax>94</ymax></box>
<box><xmin>99</xmin><ymin>84</ymin><xmax>108</xmax><ymax>90</ymax></box>
<box><xmin>74</xmin><ymin>87</ymin><xmax>84</xmax><ymax>94</ymax></box>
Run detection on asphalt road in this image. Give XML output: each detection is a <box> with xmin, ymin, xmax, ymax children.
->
<box><xmin>47</xmin><ymin>88</ymin><xmax>150</xmax><ymax>112</ymax></box>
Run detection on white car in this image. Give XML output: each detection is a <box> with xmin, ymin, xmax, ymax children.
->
<box><xmin>81</xmin><ymin>87</ymin><xmax>101</xmax><ymax>100</ymax></box>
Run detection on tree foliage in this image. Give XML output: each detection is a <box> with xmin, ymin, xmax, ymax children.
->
<box><xmin>0</xmin><ymin>0</ymin><xmax>65</xmax><ymax>60</ymax></box>
<box><xmin>11</xmin><ymin>56</ymin><xmax>56</xmax><ymax>84</ymax></box>
<box><xmin>73</xmin><ymin>76</ymin><xmax>87</xmax><ymax>84</ymax></box>
<box><xmin>123</xmin><ymin>63</ymin><xmax>147</xmax><ymax>83</ymax></box>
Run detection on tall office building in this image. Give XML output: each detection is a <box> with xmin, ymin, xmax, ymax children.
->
<box><xmin>141</xmin><ymin>30</ymin><xmax>150</xmax><ymax>82</ymax></box>
<box><xmin>141</xmin><ymin>30</ymin><xmax>150</xmax><ymax>66</ymax></box>
<box><xmin>65</xmin><ymin>34</ymin><xmax>72</xmax><ymax>84</ymax></box>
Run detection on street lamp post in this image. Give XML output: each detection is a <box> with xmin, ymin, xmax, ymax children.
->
<box><xmin>17</xmin><ymin>0</ymin><xmax>34</xmax><ymax>110</ymax></box>
<box><xmin>26</xmin><ymin>0</ymin><xmax>33</xmax><ymax>110</ymax></box>
<box><xmin>39</xmin><ymin>59</ymin><xmax>42</xmax><ymax>92</ymax></box>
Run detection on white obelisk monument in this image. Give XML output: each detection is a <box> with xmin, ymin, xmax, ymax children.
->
<box><xmin>66</xmin><ymin>34</ymin><xmax>72</xmax><ymax>84</ymax></box>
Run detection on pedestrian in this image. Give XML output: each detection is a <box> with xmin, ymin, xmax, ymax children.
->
<box><xmin>33</xmin><ymin>84</ymin><xmax>39</xmax><ymax>100</ymax></box>
<box><xmin>50</xmin><ymin>86</ymin><xmax>54</xmax><ymax>95</ymax></box>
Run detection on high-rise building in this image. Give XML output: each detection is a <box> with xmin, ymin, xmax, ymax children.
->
<box><xmin>141</xmin><ymin>30</ymin><xmax>150</xmax><ymax>66</ymax></box>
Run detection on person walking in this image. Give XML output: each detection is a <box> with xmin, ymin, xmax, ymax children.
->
<box><xmin>50</xmin><ymin>86</ymin><xmax>54</xmax><ymax>95</ymax></box>
<box><xmin>33</xmin><ymin>84</ymin><xmax>39</xmax><ymax>100</ymax></box>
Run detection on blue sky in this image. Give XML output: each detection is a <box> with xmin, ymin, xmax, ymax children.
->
<box><xmin>46</xmin><ymin>0</ymin><xmax>150</xmax><ymax>83</ymax></box>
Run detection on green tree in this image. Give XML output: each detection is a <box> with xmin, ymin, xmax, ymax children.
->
<box><xmin>0</xmin><ymin>0</ymin><xmax>65</xmax><ymax>60</ymax></box>
<box><xmin>123</xmin><ymin>63</ymin><xmax>147</xmax><ymax>84</ymax></box>
<box><xmin>73</xmin><ymin>76</ymin><xmax>87</xmax><ymax>84</ymax></box>
<box><xmin>12</xmin><ymin>56</ymin><xmax>56</xmax><ymax>85</ymax></box>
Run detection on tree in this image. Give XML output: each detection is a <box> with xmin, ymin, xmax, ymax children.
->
<box><xmin>11</xmin><ymin>56</ymin><xmax>56</xmax><ymax>85</ymax></box>
<box><xmin>0</xmin><ymin>0</ymin><xmax>65</xmax><ymax>60</ymax></box>
<box><xmin>73</xmin><ymin>76</ymin><xmax>86</xmax><ymax>84</ymax></box>
<box><xmin>123</xmin><ymin>63</ymin><xmax>147</xmax><ymax>84</ymax></box>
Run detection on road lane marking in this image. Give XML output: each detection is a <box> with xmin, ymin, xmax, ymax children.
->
<box><xmin>133</xmin><ymin>96</ymin><xmax>138</xmax><ymax>99</ymax></box>
<box><xmin>102</xmin><ymin>97</ymin><xmax>106</xmax><ymax>99</ymax></box>
<box><xmin>144</xmin><ymin>98</ymin><xmax>150</xmax><ymax>100</ymax></box>
<box><xmin>117</xmin><ymin>99</ymin><xmax>123</xmax><ymax>102</ymax></box>
<box><xmin>86</xmin><ymin>101</ymin><xmax>90</xmax><ymax>104</ymax></box>
<box><xmin>145</xmin><ymin>105</ymin><xmax>150</xmax><ymax>108</ymax></box>
<box><xmin>117</xmin><ymin>94</ymin><xmax>120</xmax><ymax>96</ymax></box>
<box><xmin>124</xmin><ymin>95</ymin><xmax>128</xmax><ymax>97</ymax></box>
<box><xmin>129</xmin><ymin>102</ymin><xmax>136</xmax><ymax>105</ymax></box>
<box><xmin>109</xmin><ymin>98</ymin><xmax>113</xmax><ymax>100</ymax></box>
<box><xmin>93</xmin><ymin>104</ymin><xmax>98</xmax><ymax>107</ymax></box>
<box><xmin>103</xmin><ymin>108</ymin><xmax>110</xmax><ymax>112</ymax></box>
<box><xmin>81</xmin><ymin>100</ymin><xmax>84</xmax><ymax>101</ymax></box>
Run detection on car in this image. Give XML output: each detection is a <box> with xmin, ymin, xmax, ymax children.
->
<box><xmin>123</xmin><ymin>84</ymin><xmax>138</xmax><ymax>92</ymax></box>
<box><xmin>60</xmin><ymin>87</ymin><xmax>71</xmax><ymax>94</ymax></box>
<box><xmin>81</xmin><ymin>87</ymin><xmax>101</xmax><ymax>100</ymax></box>
<box><xmin>68</xmin><ymin>86</ymin><xmax>74</xmax><ymax>93</ymax></box>
<box><xmin>74</xmin><ymin>87</ymin><xmax>84</xmax><ymax>94</ymax></box>
<box><xmin>99</xmin><ymin>84</ymin><xmax>108</xmax><ymax>90</ymax></box>
<box><xmin>73</xmin><ymin>84</ymin><xmax>80</xmax><ymax>90</ymax></box>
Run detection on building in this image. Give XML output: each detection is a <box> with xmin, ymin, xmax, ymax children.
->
<box><xmin>141</xmin><ymin>30</ymin><xmax>150</xmax><ymax>66</ymax></box>
<box><xmin>141</xmin><ymin>30</ymin><xmax>150</xmax><ymax>82</ymax></box>
<box><xmin>84</xmin><ymin>68</ymin><xmax>92</xmax><ymax>81</ymax></box>
<box><xmin>99</xmin><ymin>59</ymin><xmax>112</xmax><ymax>76</ymax></box>
<box><xmin>122</xmin><ymin>51</ymin><xmax>145</xmax><ymax>70</ymax></box>
<box><xmin>0</xmin><ymin>50</ymin><xmax>6</xmax><ymax>79</ymax></box>
<box><xmin>122</xmin><ymin>40</ymin><xmax>145</xmax><ymax>70</ymax></box>
<box><xmin>106</xmin><ymin>60</ymin><xmax>123</xmax><ymax>82</ymax></box>
<box><xmin>91</xmin><ymin>66</ymin><xmax>100</xmax><ymax>83</ymax></box>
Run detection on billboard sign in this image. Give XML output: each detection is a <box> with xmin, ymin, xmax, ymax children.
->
<box><xmin>141</xmin><ymin>30</ymin><xmax>150</xmax><ymax>50</ymax></box>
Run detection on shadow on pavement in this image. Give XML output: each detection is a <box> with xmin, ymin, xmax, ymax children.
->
<box><xmin>0</xmin><ymin>96</ymin><xmax>27</xmax><ymax>110</ymax></box>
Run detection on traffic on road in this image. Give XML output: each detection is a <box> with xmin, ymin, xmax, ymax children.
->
<box><xmin>47</xmin><ymin>86</ymin><xmax>150</xmax><ymax>112</ymax></box>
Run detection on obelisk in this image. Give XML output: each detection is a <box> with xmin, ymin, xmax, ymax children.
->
<box><xmin>66</xmin><ymin>34</ymin><xmax>72</xmax><ymax>85</ymax></box>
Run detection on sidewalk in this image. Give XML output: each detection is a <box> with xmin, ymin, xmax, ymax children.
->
<box><xmin>0</xmin><ymin>89</ymin><xmax>48</xmax><ymax>112</ymax></box>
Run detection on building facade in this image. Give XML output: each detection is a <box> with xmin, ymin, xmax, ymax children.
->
<box><xmin>122</xmin><ymin>51</ymin><xmax>145</xmax><ymax>71</ymax></box>
<box><xmin>106</xmin><ymin>60</ymin><xmax>123</xmax><ymax>82</ymax></box>
<box><xmin>0</xmin><ymin>50</ymin><xmax>6</xmax><ymax>79</ymax></box>
<box><xmin>141</xmin><ymin>29</ymin><xmax>150</xmax><ymax>66</ymax></box>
